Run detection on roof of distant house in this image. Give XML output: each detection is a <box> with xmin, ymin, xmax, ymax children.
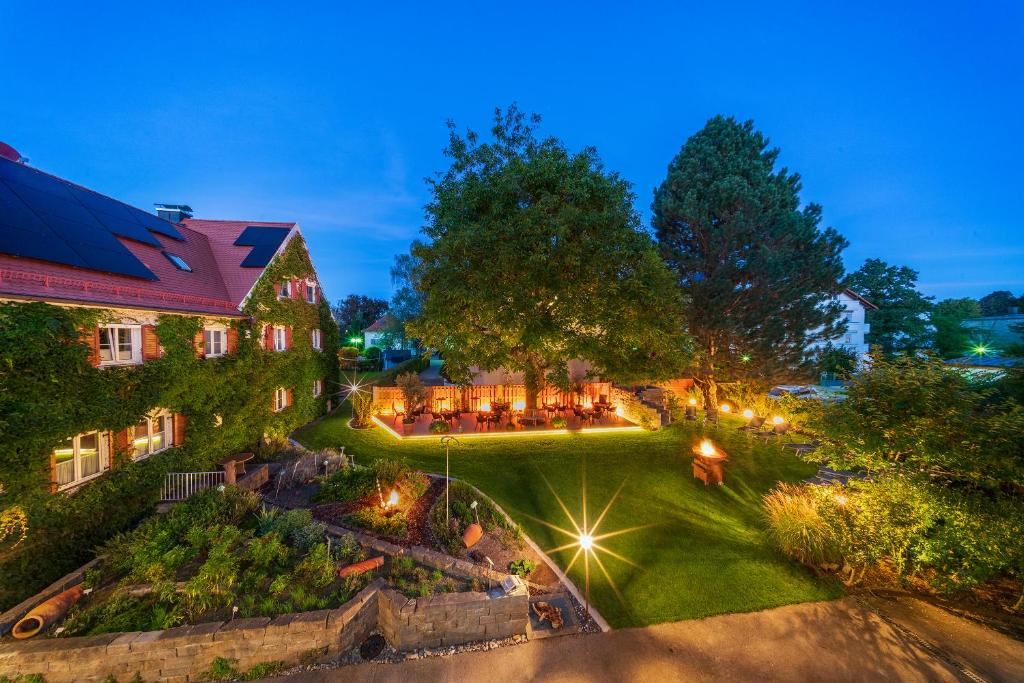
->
<box><xmin>843</xmin><ymin>288</ymin><xmax>878</xmax><ymax>310</ymax></box>
<box><xmin>0</xmin><ymin>155</ymin><xmax>302</xmax><ymax>317</ymax></box>
<box><xmin>363</xmin><ymin>315</ymin><xmax>393</xmax><ymax>333</ymax></box>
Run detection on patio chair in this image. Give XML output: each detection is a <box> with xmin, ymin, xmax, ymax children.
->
<box><xmin>704</xmin><ymin>410</ymin><xmax>719</xmax><ymax>425</ymax></box>
<box><xmin>738</xmin><ymin>415</ymin><xmax>766</xmax><ymax>432</ymax></box>
<box><xmin>755</xmin><ymin>422</ymin><xmax>791</xmax><ymax>440</ymax></box>
<box><xmin>520</xmin><ymin>408</ymin><xmax>545</xmax><ymax>426</ymax></box>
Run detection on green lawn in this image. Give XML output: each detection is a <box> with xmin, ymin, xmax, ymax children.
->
<box><xmin>295</xmin><ymin>409</ymin><xmax>840</xmax><ymax>627</ymax></box>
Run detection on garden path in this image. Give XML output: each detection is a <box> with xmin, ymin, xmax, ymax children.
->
<box><xmin>272</xmin><ymin>597</ymin><xmax>981</xmax><ymax>682</ymax></box>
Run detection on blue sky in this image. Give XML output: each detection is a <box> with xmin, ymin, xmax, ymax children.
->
<box><xmin>2</xmin><ymin>2</ymin><xmax>1022</xmax><ymax>303</ymax></box>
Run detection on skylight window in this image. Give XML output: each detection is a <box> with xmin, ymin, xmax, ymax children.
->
<box><xmin>162</xmin><ymin>251</ymin><xmax>192</xmax><ymax>272</ymax></box>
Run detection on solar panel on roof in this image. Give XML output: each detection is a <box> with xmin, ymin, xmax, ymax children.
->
<box><xmin>233</xmin><ymin>226</ymin><xmax>291</xmax><ymax>246</ymax></box>
<box><xmin>240</xmin><ymin>243</ymin><xmax>280</xmax><ymax>268</ymax></box>
<box><xmin>233</xmin><ymin>226</ymin><xmax>290</xmax><ymax>268</ymax></box>
<box><xmin>0</xmin><ymin>157</ymin><xmax>168</xmax><ymax>280</ymax></box>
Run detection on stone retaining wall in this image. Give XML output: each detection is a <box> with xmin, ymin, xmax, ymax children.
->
<box><xmin>0</xmin><ymin>580</ymin><xmax>381</xmax><ymax>683</ymax></box>
<box><xmin>378</xmin><ymin>588</ymin><xmax>528</xmax><ymax>650</ymax></box>
<box><xmin>1</xmin><ymin>573</ymin><xmax>531</xmax><ymax>681</ymax></box>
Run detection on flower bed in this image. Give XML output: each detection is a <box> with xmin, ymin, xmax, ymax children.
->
<box><xmin>52</xmin><ymin>485</ymin><xmax>465</xmax><ymax>639</ymax></box>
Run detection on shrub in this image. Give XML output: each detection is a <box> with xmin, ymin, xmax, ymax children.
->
<box><xmin>762</xmin><ymin>484</ymin><xmax>843</xmax><ymax>570</ymax></box>
<box><xmin>369</xmin><ymin>458</ymin><xmax>411</xmax><ymax>490</ymax></box>
<box><xmin>396</xmin><ymin>372</ymin><xmax>427</xmax><ymax>416</ymax></box>
<box><xmin>550</xmin><ymin>415</ymin><xmax>567</xmax><ymax>429</ymax></box>
<box><xmin>349</xmin><ymin>391</ymin><xmax>376</xmax><ymax>427</ymax></box>
<box><xmin>429</xmin><ymin>419</ymin><xmax>450</xmax><ymax>433</ymax></box>
<box><xmin>339</xmin><ymin>346</ymin><xmax>360</xmax><ymax>359</ymax></box>
<box><xmin>312</xmin><ymin>468</ymin><xmax>375</xmax><ymax>503</ymax></box>
<box><xmin>363</xmin><ymin>346</ymin><xmax>382</xmax><ymax>360</ymax></box>
<box><xmin>346</xmin><ymin>505</ymin><xmax>408</xmax><ymax>538</ymax></box>
<box><xmin>256</xmin><ymin>508</ymin><xmax>326</xmax><ymax>551</ymax></box>
<box><xmin>508</xmin><ymin>558</ymin><xmax>536</xmax><ymax>577</ymax></box>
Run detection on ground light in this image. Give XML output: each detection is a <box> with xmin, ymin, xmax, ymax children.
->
<box><xmin>772</xmin><ymin>415</ymin><xmax>785</xmax><ymax>425</ymax></box>
<box><xmin>972</xmin><ymin>343</ymin><xmax>990</xmax><ymax>356</ymax></box>
<box><xmin>523</xmin><ymin>471</ymin><xmax>650</xmax><ymax>620</ymax></box>
<box><xmin>720</xmin><ymin>403</ymin><xmax>731</xmax><ymax>413</ymax></box>
<box><xmin>742</xmin><ymin>409</ymin><xmax>754</xmax><ymax>419</ymax></box>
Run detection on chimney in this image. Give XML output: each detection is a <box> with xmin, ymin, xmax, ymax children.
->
<box><xmin>155</xmin><ymin>204</ymin><xmax>194</xmax><ymax>223</ymax></box>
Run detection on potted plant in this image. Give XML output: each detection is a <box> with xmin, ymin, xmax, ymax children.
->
<box><xmin>429</xmin><ymin>419</ymin><xmax>450</xmax><ymax>434</ymax></box>
<box><xmin>396</xmin><ymin>372</ymin><xmax>427</xmax><ymax>435</ymax></box>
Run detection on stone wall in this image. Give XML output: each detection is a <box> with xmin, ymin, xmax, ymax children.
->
<box><xmin>378</xmin><ymin>588</ymin><xmax>528</xmax><ymax>650</ymax></box>
<box><xmin>0</xmin><ymin>579</ymin><xmax>382</xmax><ymax>683</ymax></box>
<box><xmin>610</xmin><ymin>386</ymin><xmax>662</xmax><ymax>429</ymax></box>
<box><xmin>0</xmin><ymin>570</ymin><xmax>531</xmax><ymax>681</ymax></box>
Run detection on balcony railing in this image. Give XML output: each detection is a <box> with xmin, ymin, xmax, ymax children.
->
<box><xmin>160</xmin><ymin>471</ymin><xmax>226</xmax><ymax>502</ymax></box>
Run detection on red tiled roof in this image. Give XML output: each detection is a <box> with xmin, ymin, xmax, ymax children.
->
<box><xmin>843</xmin><ymin>288</ymin><xmax>878</xmax><ymax>311</ymax></box>
<box><xmin>182</xmin><ymin>219</ymin><xmax>296</xmax><ymax>305</ymax></box>
<box><xmin>363</xmin><ymin>315</ymin><xmax>392</xmax><ymax>332</ymax></box>
<box><xmin>0</xmin><ymin>164</ymin><xmax>302</xmax><ymax>316</ymax></box>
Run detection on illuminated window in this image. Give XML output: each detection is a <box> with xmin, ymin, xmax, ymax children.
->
<box><xmin>132</xmin><ymin>412</ymin><xmax>173</xmax><ymax>460</ymax></box>
<box><xmin>54</xmin><ymin>431</ymin><xmax>108</xmax><ymax>489</ymax></box>
<box><xmin>98</xmin><ymin>325</ymin><xmax>141</xmax><ymax>365</ymax></box>
<box><xmin>313</xmin><ymin>379</ymin><xmax>323</xmax><ymax>397</ymax></box>
<box><xmin>274</xmin><ymin>326</ymin><xmax>287</xmax><ymax>351</ymax></box>
<box><xmin>311</xmin><ymin>328</ymin><xmax>322</xmax><ymax>350</ymax></box>
<box><xmin>279</xmin><ymin>280</ymin><xmax>292</xmax><ymax>299</ymax></box>
<box><xmin>274</xmin><ymin>387</ymin><xmax>288</xmax><ymax>412</ymax></box>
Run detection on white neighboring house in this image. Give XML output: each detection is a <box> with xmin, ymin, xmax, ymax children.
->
<box><xmin>808</xmin><ymin>289</ymin><xmax>877</xmax><ymax>365</ymax></box>
<box><xmin>362</xmin><ymin>315</ymin><xmax>417</xmax><ymax>351</ymax></box>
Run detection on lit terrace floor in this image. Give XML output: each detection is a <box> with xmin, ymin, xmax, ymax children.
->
<box><xmin>373</xmin><ymin>410</ymin><xmax>641</xmax><ymax>439</ymax></box>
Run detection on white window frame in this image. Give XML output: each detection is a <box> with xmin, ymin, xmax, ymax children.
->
<box><xmin>305</xmin><ymin>281</ymin><xmax>317</xmax><ymax>304</ymax></box>
<box><xmin>131</xmin><ymin>411</ymin><xmax>174</xmax><ymax>461</ymax></box>
<box><xmin>273</xmin><ymin>326</ymin><xmax>287</xmax><ymax>352</ymax></box>
<box><xmin>313</xmin><ymin>379</ymin><xmax>323</xmax><ymax>397</ymax></box>
<box><xmin>55</xmin><ymin>431</ymin><xmax>109</xmax><ymax>490</ymax></box>
<box><xmin>311</xmin><ymin>328</ymin><xmax>322</xmax><ymax>351</ymax></box>
<box><xmin>274</xmin><ymin>387</ymin><xmax>288</xmax><ymax>412</ymax></box>
<box><xmin>98</xmin><ymin>324</ymin><xmax>142</xmax><ymax>366</ymax></box>
<box><xmin>279</xmin><ymin>280</ymin><xmax>292</xmax><ymax>299</ymax></box>
<box><xmin>203</xmin><ymin>325</ymin><xmax>227</xmax><ymax>357</ymax></box>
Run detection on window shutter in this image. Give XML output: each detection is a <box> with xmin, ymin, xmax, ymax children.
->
<box><xmin>142</xmin><ymin>325</ymin><xmax>160</xmax><ymax>360</ymax></box>
<box><xmin>49</xmin><ymin>449</ymin><xmax>57</xmax><ymax>494</ymax></box>
<box><xmin>263</xmin><ymin>324</ymin><xmax>273</xmax><ymax>350</ymax></box>
<box><xmin>173</xmin><ymin>414</ymin><xmax>186</xmax><ymax>445</ymax></box>
<box><xmin>111</xmin><ymin>429</ymin><xmax>129</xmax><ymax>469</ymax></box>
<box><xmin>227</xmin><ymin>327</ymin><xmax>239</xmax><ymax>354</ymax></box>
<box><xmin>272</xmin><ymin>391</ymin><xmax>279</xmax><ymax>411</ymax></box>
<box><xmin>194</xmin><ymin>330</ymin><xmax>205</xmax><ymax>358</ymax></box>
<box><xmin>274</xmin><ymin>282</ymin><xmax>281</xmax><ymax>297</ymax></box>
<box><xmin>285</xmin><ymin>326</ymin><xmax>293</xmax><ymax>350</ymax></box>
<box><xmin>293</xmin><ymin>278</ymin><xmax>302</xmax><ymax>300</ymax></box>
<box><xmin>83</xmin><ymin>326</ymin><xmax>101</xmax><ymax>367</ymax></box>
<box><xmin>287</xmin><ymin>388</ymin><xmax>293</xmax><ymax>406</ymax></box>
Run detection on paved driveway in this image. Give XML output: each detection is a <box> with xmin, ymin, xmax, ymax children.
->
<box><xmin>273</xmin><ymin>598</ymin><xmax>968</xmax><ymax>682</ymax></box>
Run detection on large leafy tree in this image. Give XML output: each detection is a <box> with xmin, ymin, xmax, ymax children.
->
<box><xmin>653</xmin><ymin>116</ymin><xmax>847</xmax><ymax>408</ymax></box>
<box><xmin>979</xmin><ymin>290</ymin><xmax>1019</xmax><ymax>317</ymax></box>
<box><xmin>845</xmin><ymin>259</ymin><xmax>933</xmax><ymax>355</ymax></box>
<box><xmin>930</xmin><ymin>297</ymin><xmax>982</xmax><ymax>358</ymax></box>
<box><xmin>409</xmin><ymin>106</ymin><xmax>689</xmax><ymax>407</ymax></box>
<box><xmin>332</xmin><ymin>294</ymin><xmax>389</xmax><ymax>344</ymax></box>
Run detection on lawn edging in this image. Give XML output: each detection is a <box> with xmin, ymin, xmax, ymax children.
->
<box><xmin>446</xmin><ymin>476</ymin><xmax>613</xmax><ymax>633</ymax></box>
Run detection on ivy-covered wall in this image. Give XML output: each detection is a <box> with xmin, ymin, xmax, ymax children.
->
<box><xmin>0</xmin><ymin>235</ymin><xmax>339</xmax><ymax>609</ymax></box>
